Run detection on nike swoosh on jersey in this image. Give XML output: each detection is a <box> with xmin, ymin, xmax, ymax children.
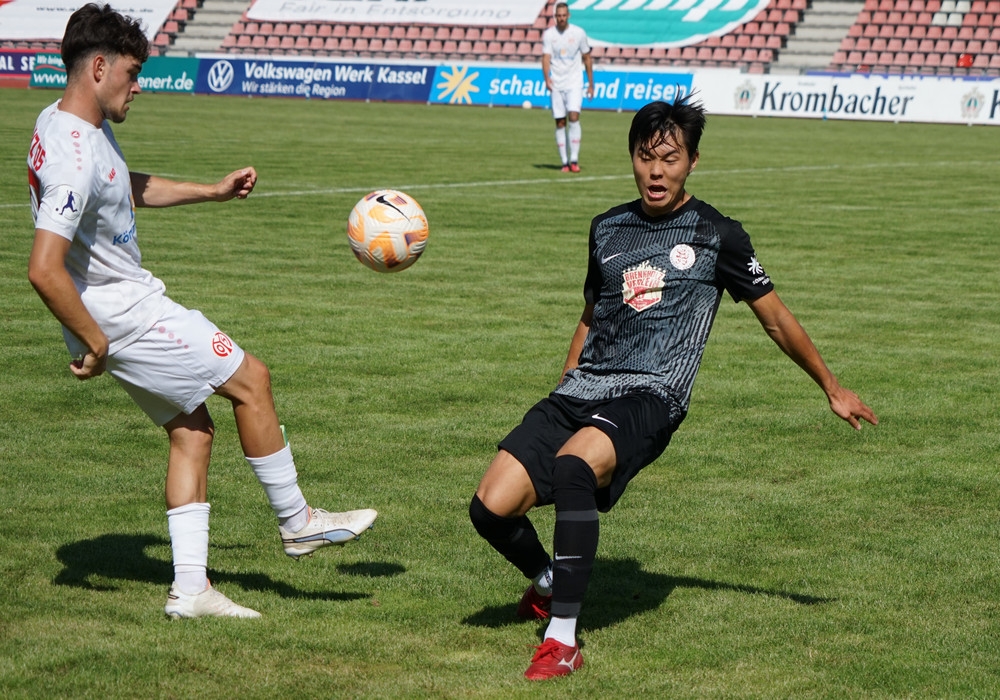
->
<box><xmin>601</xmin><ymin>252</ymin><xmax>624</xmax><ymax>263</ymax></box>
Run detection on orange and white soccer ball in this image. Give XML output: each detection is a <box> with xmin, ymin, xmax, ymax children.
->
<box><xmin>347</xmin><ymin>189</ymin><xmax>428</xmax><ymax>273</ymax></box>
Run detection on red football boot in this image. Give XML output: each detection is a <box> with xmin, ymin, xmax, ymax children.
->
<box><xmin>524</xmin><ymin>638</ymin><xmax>584</xmax><ymax>680</ymax></box>
<box><xmin>516</xmin><ymin>585</ymin><xmax>552</xmax><ymax>620</ymax></box>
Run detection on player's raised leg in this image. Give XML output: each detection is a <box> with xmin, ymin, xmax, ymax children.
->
<box><xmin>216</xmin><ymin>354</ymin><xmax>377</xmax><ymax>558</ymax></box>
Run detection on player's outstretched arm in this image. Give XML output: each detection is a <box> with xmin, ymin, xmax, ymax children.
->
<box><xmin>130</xmin><ymin>167</ymin><xmax>257</xmax><ymax>208</ymax></box>
<box><xmin>747</xmin><ymin>290</ymin><xmax>878</xmax><ymax>430</ymax></box>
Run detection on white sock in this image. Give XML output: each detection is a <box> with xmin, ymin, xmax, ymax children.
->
<box><xmin>555</xmin><ymin>127</ymin><xmax>568</xmax><ymax>165</ymax></box>
<box><xmin>568</xmin><ymin>121</ymin><xmax>582</xmax><ymax>163</ymax></box>
<box><xmin>532</xmin><ymin>565</ymin><xmax>553</xmax><ymax>596</ymax></box>
<box><xmin>167</xmin><ymin>502</ymin><xmax>210</xmax><ymax>595</ymax></box>
<box><xmin>543</xmin><ymin>615</ymin><xmax>578</xmax><ymax>647</ymax></box>
<box><xmin>246</xmin><ymin>444</ymin><xmax>308</xmax><ymax>528</ymax></box>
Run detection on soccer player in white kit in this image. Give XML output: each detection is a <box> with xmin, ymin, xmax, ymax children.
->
<box><xmin>27</xmin><ymin>3</ymin><xmax>377</xmax><ymax>619</ymax></box>
<box><xmin>542</xmin><ymin>3</ymin><xmax>595</xmax><ymax>173</ymax></box>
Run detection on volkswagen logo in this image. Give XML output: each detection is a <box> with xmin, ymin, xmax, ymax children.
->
<box><xmin>207</xmin><ymin>60</ymin><xmax>234</xmax><ymax>92</ymax></box>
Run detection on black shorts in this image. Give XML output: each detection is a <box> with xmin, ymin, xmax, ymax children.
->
<box><xmin>498</xmin><ymin>391</ymin><xmax>685</xmax><ymax>512</ymax></box>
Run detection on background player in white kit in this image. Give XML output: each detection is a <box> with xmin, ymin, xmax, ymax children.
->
<box><xmin>542</xmin><ymin>2</ymin><xmax>595</xmax><ymax>173</ymax></box>
<box><xmin>27</xmin><ymin>3</ymin><xmax>377</xmax><ymax>619</ymax></box>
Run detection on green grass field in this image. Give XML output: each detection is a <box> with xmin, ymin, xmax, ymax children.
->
<box><xmin>1</xmin><ymin>86</ymin><xmax>999</xmax><ymax>698</ymax></box>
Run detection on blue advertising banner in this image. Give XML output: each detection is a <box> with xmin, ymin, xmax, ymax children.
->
<box><xmin>195</xmin><ymin>56</ymin><xmax>434</xmax><ymax>101</ymax></box>
<box><xmin>429</xmin><ymin>64</ymin><xmax>694</xmax><ymax>111</ymax></box>
<box><xmin>0</xmin><ymin>48</ymin><xmax>37</xmax><ymax>78</ymax></box>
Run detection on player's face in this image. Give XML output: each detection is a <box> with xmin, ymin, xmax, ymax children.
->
<box><xmin>631</xmin><ymin>131</ymin><xmax>699</xmax><ymax>217</ymax></box>
<box><xmin>555</xmin><ymin>7</ymin><xmax>570</xmax><ymax>31</ymax></box>
<box><xmin>98</xmin><ymin>53</ymin><xmax>143</xmax><ymax>123</ymax></box>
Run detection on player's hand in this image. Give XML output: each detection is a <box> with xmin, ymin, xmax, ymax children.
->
<box><xmin>69</xmin><ymin>351</ymin><xmax>106</xmax><ymax>380</ymax></box>
<box><xmin>217</xmin><ymin>167</ymin><xmax>257</xmax><ymax>201</ymax></box>
<box><xmin>828</xmin><ymin>386</ymin><xmax>878</xmax><ymax>430</ymax></box>
<box><xmin>587</xmin><ymin>85</ymin><xmax>594</xmax><ymax>99</ymax></box>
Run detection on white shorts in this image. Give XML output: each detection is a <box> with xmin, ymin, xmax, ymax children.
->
<box><xmin>106</xmin><ymin>300</ymin><xmax>246</xmax><ymax>426</ymax></box>
<box><xmin>550</xmin><ymin>83</ymin><xmax>583</xmax><ymax>120</ymax></box>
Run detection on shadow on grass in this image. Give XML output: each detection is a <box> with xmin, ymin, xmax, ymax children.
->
<box><xmin>52</xmin><ymin>533</ymin><xmax>391</xmax><ymax>602</ymax></box>
<box><xmin>463</xmin><ymin>557</ymin><xmax>834</xmax><ymax>631</ymax></box>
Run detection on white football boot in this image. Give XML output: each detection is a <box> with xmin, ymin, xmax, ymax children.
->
<box><xmin>280</xmin><ymin>507</ymin><xmax>378</xmax><ymax>559</ymax></box>
<box><xmin>164</xmin><ymin>582</ymin><xmax>261</xmax><ymax>619</ymax></box>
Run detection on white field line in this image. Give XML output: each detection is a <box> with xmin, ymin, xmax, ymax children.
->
<box><xmin>3</xmin><ymin>160</ymin><xmax>998</xmax><ymax>209</ymax></box>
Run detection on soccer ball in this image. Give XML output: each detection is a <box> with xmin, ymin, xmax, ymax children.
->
<box><xmin>347</xmin><ymin>189</ymin><xmax>429</xmax><ymax>273</ymax></box>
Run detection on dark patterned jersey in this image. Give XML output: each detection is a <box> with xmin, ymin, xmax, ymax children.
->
<box><xmin>554</xmin><ymin>196</ymin><xmax>774</xmax><ymax>410</ymax></box>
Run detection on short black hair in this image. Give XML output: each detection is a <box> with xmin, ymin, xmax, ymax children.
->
<box><xmin>61</xmin><ymin>3</ymin><xmax>149</xmax><ymax>76</ymax></box>
<box><xmin>628</xmin><ymin>97</ymin><xmax>707</xmax><ymax>159</ymax></box>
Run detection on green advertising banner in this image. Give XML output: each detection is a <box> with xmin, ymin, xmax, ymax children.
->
<box><xmin>31</xmin><ymin>55</ymin><xmax>197</xmax><ymax>93</ymax></box>
<box><xmin>568</xmin><ymin>0</ymin><xmax>770</xmax><ymax>47</ymax></box>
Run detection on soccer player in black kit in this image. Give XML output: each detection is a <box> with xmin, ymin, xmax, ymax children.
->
<box><xmin>469</xmin><ymin>98</ymin><xmax>878</xmax><ymax>681</ymax></box>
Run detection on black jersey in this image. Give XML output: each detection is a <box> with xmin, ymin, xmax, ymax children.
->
<box><xmin>554</xmin><ymin>196</ymin><xmax>774</xmax><ymax>410</ymax></box>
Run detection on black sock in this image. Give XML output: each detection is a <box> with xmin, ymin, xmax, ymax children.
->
<box><xmin>469</xmin><ymin>494</ymin><xmax>550</xmax><ymax>580</ymax></box>
<box><xmin>551</xmin><ymin>454</ymin><xmax>600</xmax><ymax>619</ymax></box>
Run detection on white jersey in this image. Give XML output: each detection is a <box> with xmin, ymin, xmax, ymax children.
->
<box><xmin>29</xmin><ymin>101</ymin><xmax>169</xmax><ymax>355</ymax></box>
<box><xmin>542</xmin><ymin>23</ymin><xmax>590</xmax><ymax>91</ymax></box>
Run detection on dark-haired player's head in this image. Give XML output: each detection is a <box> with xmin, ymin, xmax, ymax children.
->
<box><xmin>61</xmin><ymin>3</ymin><xmax>149</xmax><ymax>77</ymax></box>
<box><xmin>628</xmin><ymin>96</ymin><xmax>707</xmax><ymax>161</ymax></box>
<box><xmin>629</xmin><ymin>97</ymin><xmax>706</xmax><ymax>216</ymax></box>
